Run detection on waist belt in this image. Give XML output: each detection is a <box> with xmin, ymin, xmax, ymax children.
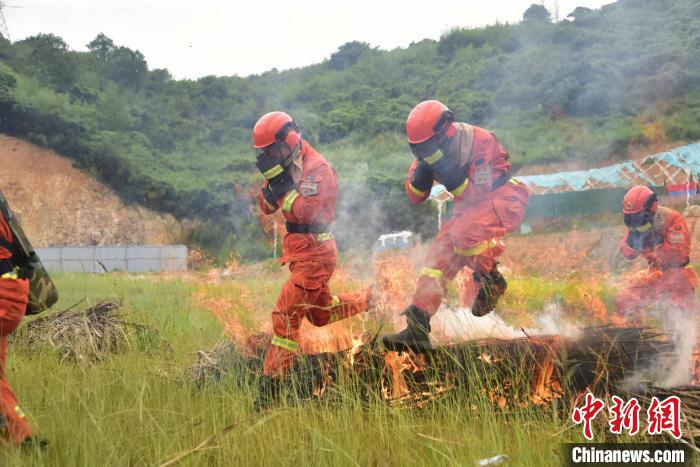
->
<box><xmin>492</xmin><ymin>171</ymin><xmax>512</xmax><ymax>191</ymax></box>
<box><xmin>285</xmin><ymin>222</ymin><xmax>331</xmax><ymax>234</ymax></box>
<box><xmin>661</xmin><ymin>258</ymin><xmax>691</xmax><ymax>271</ymax></box>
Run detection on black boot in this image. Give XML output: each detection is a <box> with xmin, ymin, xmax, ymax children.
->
<box><xmin>253</xmin><ymin>375</ymin><xmax>283</xmax><ymax>411</ymax></box>
<box><xmin>382</xmin><ymin>305</ymin><xmax>432</xmax><ymax>352</ymax></box>
<box><xmin>21</xmin><ymin>436</ymin><xmax>49</xmax><ymax>451</ymax></box>
<box><xmin>471</xmin><ymin>267</ymin><xmax>508</xmax><ymax>317</ymax></box>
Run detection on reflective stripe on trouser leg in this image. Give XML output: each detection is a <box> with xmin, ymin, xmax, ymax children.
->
<box><xmin>413</xmin><ymin>268</ymin><xmax>449</xmax><ymax>315</ymax></box>
<box><xmin>270</xmin><ymin>335</ymin><xmax>300</xmax><ymax>352</ymax></box>
<box><xmin>420</xmin><ymin>267</ymin><xmax>444</xmax><ymax>281</ymax></box>
<box><xmin>453</xmin><ymin>239</ymin><xmax>498</xmax><ymax>257</ymax></box>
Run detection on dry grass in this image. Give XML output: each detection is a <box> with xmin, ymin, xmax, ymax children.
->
<box><xmin>13</xmin><ymin>300</ymin><xmax>159</xmax><ymax>364</ymax></box>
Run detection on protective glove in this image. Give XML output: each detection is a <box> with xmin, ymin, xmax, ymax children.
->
<box><xmin>256</xmin><ymin>152</ymin><xmax>285</xmax><ymax>179</ymax></box>
<box><xmin>411</xmin><ymin>161</ymin><xmax>434</xmax><ymax>193</ymax></box>
<box><xmin>626</xmin><ymin>231</ymin><xmax>644</xmax><ymax>251</ymax></box>
<box><xmin>626</xmin><ymin>230</ymin><xmax>656</xmax><ymax>251</ymax></box>
<box><xmin>261</xmin><ymin>186</ymin><xmax>279</xmax><ymax>209</ymax></box>
<box><xmin>256</xmin><ymin>153</ymin><xmax>295</xmax><ymax>198</ymax></box>
<box><xmin>429</xmin><ymin>153</ymin><xmax>468</xmax><ymax>193</ymax></box>
<box><xmin>268</xmin><ymin>172</ymin><xmax>295</xmax><ymax>198</ymax></box>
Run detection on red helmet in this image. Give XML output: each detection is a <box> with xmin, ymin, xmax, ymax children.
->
<box><xmin>405</xmin><ymin>100</ymin><xmax>455</xmax><ymax>144</ymax></box>
<box><xmin>622</xmin><ymin>186</ymin><xmax>658</xmax><ymax>214</ymax></box>
<box><xmin>253</xmin><ymin>111</ymin><xmax>301</xmax><ymax>149</ymax></box>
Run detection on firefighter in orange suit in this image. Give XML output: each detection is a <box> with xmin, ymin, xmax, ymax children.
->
<box><xmin>383</xmin><ymin>100</ymin><xmax>529</xmax><ymax>352</ymax></box>
<box><xmin>0</xmin><ymin>214</ymin><xmax>32</xmax><ymax>445</ymax></box>
<box><xmin>616</xmin><ymin>186</ymin><xmax>697</xmax><ymax>324</ymax></box>
<box><xmin>253</xmin><ymin>111</ymin><xmax>370</xmax><ymax>406</ymax></box>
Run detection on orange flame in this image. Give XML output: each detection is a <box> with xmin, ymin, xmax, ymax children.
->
<box><xmin>383</xmin><ymin>351</ymin><xmax>427</xmax><ymax>399</ymax></box>
<box><xmin>529</xmin><ymin>337</ymin><xmax>564</xmax><ymax>405</ymax></box>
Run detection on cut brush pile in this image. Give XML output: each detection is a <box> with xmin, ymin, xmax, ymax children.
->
<box><xmin>14</xmin><ymin>300</ymin><xmax>153</xmax><ymax>363</ymax></box>
<box><xmin>192</xmin><ymin>326</ymin><xmax>678</xmax><ymax>409</ymax></box>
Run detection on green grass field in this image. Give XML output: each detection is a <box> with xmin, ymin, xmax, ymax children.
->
<box><xmin>0</xmin><ymin>272</ymin><xmax>673</xmax><ymax>466</ymax></box>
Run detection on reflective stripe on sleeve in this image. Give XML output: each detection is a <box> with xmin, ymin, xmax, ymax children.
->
<box><xmin>282</xmin><ymin>190</ymin><xmax>300</xmax><ymax>213</ymax></box>
<box><xmin>262</xmin><ymin>164</ymin><xmax>284</xmax><ymax>180</ymax></box>
<box><xmin>420</xmin><ymin>267</ymin><xmax>444</xmax><ymax>280</ymax></box>
<box><xmin>271</xmin><ymin>335</ymin><xmax>300</xmax><ymax>352</ymax></box>
<box><xmin>262</xmin><ymin>197</ymin><xmax>277</xmax><ymax>211</ymax></box>
<box><xmin>631</xmin><ymin>223</ymin><xmax>652</xmax><ymax>233</ymax></box>
<box><xmin>453</xmin><ymin>239</ymin><xmax>498</xmax><ymax>257</ymax></box>
<box><xmin>0</xmin><ymin>271</ymin><xmax>18</xmax><ymax>280</ymax></box>
<box><xmin>424</xmin><ymin>151</ymin><xmax>443</xmax><ymax>165</ymax></box>
<box><xmin>450</xmin><ymin>179</ymin><xmax>469</xmax><ymax>197</ymax></box>
<box><xmin>316</xmin><ymin>232</ymin><xmax>334</xmax><ymax>242</ymax></box>
<box><xmin>331</xmin><ymin>295</ymin><xmax>341</xmax><ymax>307</ymax></box>
<box><xmin>14</xmin><ymin>405</ymin><xmax>26</xmax><ymax>419</ymax></box>
<box><xmin>408</xmin><ymin>182</ymin><xmax>427</xmax><ymax>197</ymax></box>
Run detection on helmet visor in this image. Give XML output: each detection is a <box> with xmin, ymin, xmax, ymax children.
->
<box><xmin>624</xmin><ymin>211</ymin><xmax>653</xmax><ymax>230</ymax></box>
<box><xmin>409</xmin><ymin>138</ymin><xmax>439</xmax><ymax>160</ymax></box>
<box><xmin>254</xmin><ymin>141</ymin><xmax>294</xmax><ymax>167</ymax></box>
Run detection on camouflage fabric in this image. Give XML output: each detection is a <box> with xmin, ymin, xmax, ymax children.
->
<box><xmin>0</xmin><ymin>190</ymin><xmax>58</xmax><ymax>315</ymax></box>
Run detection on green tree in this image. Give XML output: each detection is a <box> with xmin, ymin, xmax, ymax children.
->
<box><xmin>18</xmin><ymin>34</ymin><xmax>78</xmax><ymax>91</ymax></box>
<box><xmin>327</xmin><ymin>41</ymin><xmax>373</xmax><ymax>71</ymax></box>
<box><xmin>523</xmin><ymin>4</ymin><xmax>552</xmax><ymax>23</ymax></box>
<box><xmin>106</xmin><ymin>47</ymin><xmax>148</xmax><ymax>90</ymax></box>
<box><xmin>87</xmin><ymin>33</ymin><xmax>115</xmax><ymax>61</ymax></box>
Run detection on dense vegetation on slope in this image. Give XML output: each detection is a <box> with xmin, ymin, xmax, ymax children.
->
<box><xmin>0</xmin><ymin>0</ymin><xmax>698</xmax><ymax>259</ymax></box>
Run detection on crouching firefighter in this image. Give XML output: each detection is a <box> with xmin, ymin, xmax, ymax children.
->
<box><xmin>0</xmin><ymin>191</ymin><xmax>58</xmax><ymax>447</ymax></box>
<box><xmin>252</xmin><ymin>112</ymin><xmax>371</xmax><ymax>408</ymax></box>
<box><xmin>615</xmin><ymin>186</ymin><xmax>697</xmax><ymax>324</ymax></box>
<box><xmin>383</xmin><ymin>100</ymin><xmax>530</xmax><ymax>352</ymax></box>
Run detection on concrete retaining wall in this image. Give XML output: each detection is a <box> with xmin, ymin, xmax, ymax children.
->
<box><xmin>36</xmin><ymin>245</ymin><xmax>188</xmax><ymax>273</ymax></box>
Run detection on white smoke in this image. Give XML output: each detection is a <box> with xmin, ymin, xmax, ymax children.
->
<box><xmin>534</xmin><ymin>301</ymin><xmax>582</xmax><ymax>340</ymax></box>
<box><xmin>431</xmin><ymin>307</ymin><xmax>525</xmax><ymax>343</ymax></box>
<box><xmin>623</xmin><ymin>303</ymin><xmax>699</xmax><ymax>389</ymax></box>
<box><xmin>430</xmin><ymin>300</ymin><xmax>582</xmax><ymax>344</ymax></box>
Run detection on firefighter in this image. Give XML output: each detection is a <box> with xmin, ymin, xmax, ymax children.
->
<box><xmin>615</xmin><ymin>186</ymin><xmax>697</xmax><ymax>324</ymax></box>
<box><xmin>383</xmin><ymin>100</ymin><xmax>530</xmax><ymax>352</ymax></box>
<box><xmin>253</xmin><ymin>111</ymin><xmax>370</xmax><ymax>407</ymax></box>
<box><xmin>0</xmin><ymin>213</ymin><xmax>33</xmax><ymax>446</ymax></box>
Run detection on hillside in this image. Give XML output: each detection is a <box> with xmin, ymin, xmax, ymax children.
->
<box><xmin>0</xmin><ymin>0</ymin><xmax>698</xmax><ymax>259</ymax></box>
<box><xmin>0</xmin><ymin>135</ymin><xmax>195</xmax><ymax>246</ymax></box>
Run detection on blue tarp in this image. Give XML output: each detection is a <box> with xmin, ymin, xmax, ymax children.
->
<box><xmin>429</xmin><ymin>142</ymin><xmax>700</xmax><ymax>200</ymax></box>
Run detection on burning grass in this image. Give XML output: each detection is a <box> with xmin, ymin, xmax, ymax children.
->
<box><xmin>3</xmin><ymin>272</ymin><xmax>697</xmax><ymax>466</ymax></box>
<box><xmin>190</xmin><ymin>250</ymin><xmax>695</xmax><ymax>416</ymax></box>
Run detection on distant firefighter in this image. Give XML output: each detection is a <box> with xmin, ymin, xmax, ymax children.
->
<box><xmin>251</xmin><ymin>111</ymin><xmax>371</xmax><ymax>408</ymax></box>
<box><xmin>383</xmin><ymin>100</ymin><xmax>529</xmax><ymax>352</ymax></box>
<box><xmin>616</xmin><ymin>186</ymin><xmax>697</xmax><ymax>324</ymax></box>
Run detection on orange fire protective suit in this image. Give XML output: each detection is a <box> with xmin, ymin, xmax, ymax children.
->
<box><xmin>617</xmin><ymin>206</ymin><xmax>697</xmax><ymax>321</ymax></box>
<box><xmin>258</xmin><ymin>141</ymin><xmax>368</xmax><ymax>377</ymax></box>
<box><xmin>405</xmin><ymin>124</ymin><xmax>529</xmax><ymax>315</ymax></box>
<box><xmin>0</xmin><ymin>215</ymin><xmax>32</xmax><ymax>444</ymax></box>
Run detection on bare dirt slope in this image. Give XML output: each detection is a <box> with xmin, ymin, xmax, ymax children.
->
<box><xmin>0</xmin><ymin>135</ymin><xmax>197</xmax><ymax>246</ymax></box>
